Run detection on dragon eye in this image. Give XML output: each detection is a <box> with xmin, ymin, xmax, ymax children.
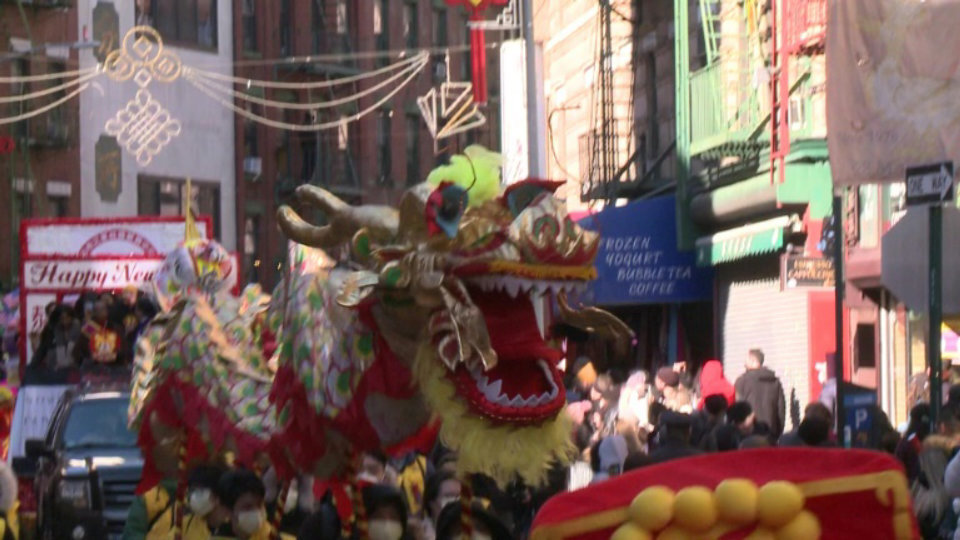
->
<box><xmin>426</xmin><ymin>182</ymin><xmax>469</xmax><ymax>238</ymax></box>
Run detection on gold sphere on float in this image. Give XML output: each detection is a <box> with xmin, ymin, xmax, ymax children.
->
<box><xmin>611</xmin><ymin>522</ymin><xmax>653</xmax><ymax>540</ymax></box>
<box><xmin>776</xmin><ymin>510</ymin><xmax>821</xmax><ymax>540</ymax></box>
<box><xmin>743</xmin><ymin>527</ymin><xmax>778</xmax><ymax>540</ymax></box>
<box><xmin>756</xmin><ymin>481</ymin><xmax>805</xmax><ymax>529</ymax></box>
<box><xmin>629</xmin><ymin>486</ymin><xmax>676</xmax><ymax>531</ymax></box>
<box><xmin>714</xmin><ymin>478</ymin><xmax>759</xmax><ymax>525</ymax></box>
<box><xmin>672</xmin><ymin>486</ymin><xmax>718</xmax><ymax>532</ymax></box>
<box><xmin>655</xmin><ymin>526</ymin><xmax>694</xmax><ymax>540</ymax></box>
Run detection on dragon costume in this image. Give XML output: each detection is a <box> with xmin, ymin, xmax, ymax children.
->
<box><xmin>130</xmin><ymin>145</ymin><xmax>631</xmax><ymax>495</ymax></box>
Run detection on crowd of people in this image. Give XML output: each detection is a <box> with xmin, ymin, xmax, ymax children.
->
<box><xmin>28</xmin><ymin>287</ymin><xmax>158</xmax><ymax>380</ymax></box>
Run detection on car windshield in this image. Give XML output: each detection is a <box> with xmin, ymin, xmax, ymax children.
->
<box><xmin>61</xmin><ymin>397</ymin><xmax>137</xmax><ymax>450</ymax></box>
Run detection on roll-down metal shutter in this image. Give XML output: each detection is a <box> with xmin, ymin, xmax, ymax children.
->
<box><xmin>718</xmin><ymin>257</ymin><xmax>810</xmax><ymax>431</ymax></box>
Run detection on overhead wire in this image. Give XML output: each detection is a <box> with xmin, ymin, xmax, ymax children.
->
<box><xmin>183</xmin><ymin>55</ymin><xmax>427</xmax><ymax>132</ymax></box>
<box><xmin>0</xmin><ymin>71</ymin><xmax>99</xmax><ymax>104</ymax></box>
<box><xmin>187</xmin><ymin>52</ymin><xmax>427</xmax><ymax>90</ymax></box>
<box><xmin>0</xmin><ymin>83</ymin><xmax>90</xmax><ymax>125</ymax></box>
<box><xmin>186</xmin><ymin>54</ymin><xmax>426</xmax><ymax>111</ymax></box>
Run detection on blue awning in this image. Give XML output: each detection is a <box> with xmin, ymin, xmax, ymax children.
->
<box><xmin>578</xmin><ymin>195</ymin><xmax>714</xmax><ymax>305</ymax></box>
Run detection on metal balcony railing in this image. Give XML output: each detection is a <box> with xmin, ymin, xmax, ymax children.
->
<box><xmin>689</xmin><ymin>60</ymin><xmax>766</xmax><ymax>157</ymax></box>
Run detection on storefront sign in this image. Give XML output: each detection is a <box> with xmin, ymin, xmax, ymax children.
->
<box><xmin>92</xmin><ymin>1</ymin><xmax>120</xmax><ymax>64</ymax></box>
<box><xmin>781</xmin><ymin>255</ymin><xmax>835</xmax><ymax>289</ymax></box>
<box><xmin>23</xmin><ymin>217</ymin><xmax>209</xmax><ymax>257</ymax></box>
<box><xmin>695</xmin><ymin>215</ymin><xmax>791</xmax><ymax>267</ymax></box>
<box><xmin>578</xmin><ymin>196</ymin><xmax>713</xmax><ymax>305</ymax></box>
<box><xmin>95</xmin><ymin>134</ymin><xmax>122</xmax><ymax>203</ymax></box>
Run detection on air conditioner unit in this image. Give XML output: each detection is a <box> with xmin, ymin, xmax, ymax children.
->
<box><xmin>243</xmin><ymin>157</ymin><xmax>262</xmax><ymax>177</ymax></box>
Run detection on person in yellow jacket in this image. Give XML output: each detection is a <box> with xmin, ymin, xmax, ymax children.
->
<box><xmin>124</xmin><ymin>478</ymin><xmax>177</xmax><ymax>540</ymax></box>
<box><xmin>209</xmin><ymin>468</ymin><xmax>294</xmax><ymax>540</ymax></box>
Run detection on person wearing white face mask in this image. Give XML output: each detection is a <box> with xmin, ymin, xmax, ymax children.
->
<box><xmin>211</xmin><ymin>468</ymin><xmax>294</xmax><ymax>540</ymax></box>
<box><xmin>362</xmin><ymin>484</ymin><xmax>412</xmax><ymax>540</ymax></box>
<box><xmin>182</xmin><ymin>465</ymin><xmax>231</xmax><ymax>538</ymax></box>
<box><xmin>421</xmin><ymin>471</ymin><xmax>462</xmax><ymax>540</ymax></box>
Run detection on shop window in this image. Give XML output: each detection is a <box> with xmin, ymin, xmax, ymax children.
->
<box><xmin>137</xmin><ymin>176</ymin><xmax>221</xmax><ymax>238</ymax></box>
<box><xmin>139</xmin><ymin>0</ymin><xmax>218</xmax><ymax>50</ymax></box>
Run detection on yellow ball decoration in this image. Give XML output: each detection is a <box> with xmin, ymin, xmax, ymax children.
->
<box><xmin>629</xmin><ymin>486</ymin><xmax>676</xmax><ymax>531</ymax></box>
<box><xmin>714</xmin><ymin>478</ymin><xmax>759</xmax><ymax>525</ymax></box>
<box><xmin>611</xmin><ymin>522</ymin><xmax>653</xmax><ymax>540</ymax></box>
<box><xmin>757</xmin><ymin>481</ymin><xmax>805</xmax><ymax>529</ymax></box>
<box><xmin>776</xmin><ymin>510</ymin><xmax>821</xmax><ymax>540</ymax></box>
<box><xmin>673</xmin><ymin>486</ymin><xmax>718</xmax><ymax>533</ymax></box>
<box><xmin>743</xmin><ymin>527</ymin><xmax>778</xmax><ymax>540</ymax></box>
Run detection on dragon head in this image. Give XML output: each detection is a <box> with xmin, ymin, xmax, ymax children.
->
<box><xmin>277</xmin><ymin>146</ymin><xmax>631</xmax><ymax>485</ymax></box>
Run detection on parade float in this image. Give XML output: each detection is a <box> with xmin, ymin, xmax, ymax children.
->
<box><xmin>530</xmin><ymin>448</ymin><xmax>919</xmax><ymax>540</ymax></box>
<box><xmin>128</xmin><ymin>145</ymin><xmax>634</xmax><ymax>535</ymax></box>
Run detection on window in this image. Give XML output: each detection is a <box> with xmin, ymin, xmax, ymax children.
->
<box><xmin>406</xmin><ymin>114</ymin><xmax>420</xmax><ymax>185</ymax></box>
<box><xmin>311</xmin><ymin>0</ymin><xmax>325</xmax><ymax>54</ymax></box>
<box><xmin>338</xmin><ymin>117</ymin><xmax>349</xmax><ymax>151</ymax></box>
<box><xmin>137</xmin><ymin>176</ymin><xmax>221</xmax><ymax>238</ymax></box>
<box><xmin>301</xmin><ymin>134</ymin><xmax>318</xmax><ymax>182</ymax></box>
<box><xmin>280</xmin><ymin>0</ymin><xmax>291</xmax><ymax>56</ymax></box>
<box><xmin>854</xmin><ymin>323</ymin><xmax>877</xmax><ymax>369</ymax></box>
<box><xmin>46</xmin><ymin>196</ymin><xmax>69</xmax><ymax>218</ymax></box>
<box><xmin>243</xmin><ymin>104</ymin><xmax>259</xmax><ymax>158</ymax></box>
<box><xmin>11</xmin><ymin>58</ymin><xmax>28</xmax><ymax>140</ymax></box>
<box><xmin>404</xmin><ymin>3</ymin><xmax>418</xmax><ymax>49</ymax></box>
<box><xmin>378</xmin><ymin>110</ymin><xmax>392</xmax><ymax>184</ymax></box>
<box><xmin>376</xmin><ymin>0</ymin><xmax>389</xmax><ymax>66</ymax></box>
<box><xmin>141</xmin><ymin>0</ymin><xmax>218</xmax><ymax>49</ymax></box>
<box><xmin>242</xmin><ymin>0</ymin><xmax>257</xmax><ymax>52</ymax></box>
<box><xmin>336</xmin><ymin>0</ymin><xmax>348</xmax><ymax>34</ymax></box>
<box><xmin>243</xmin><ymin>215</ymin><xmax>261</xmax><ymax>284</ymax></box>
<box><xmin>434</xmin><ymin>7</ymin><xmax>448</xmax><ymax>47</ymax></box>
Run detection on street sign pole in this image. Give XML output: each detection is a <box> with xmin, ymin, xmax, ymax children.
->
<box><xmin>833</xmin><ymin>192</ymin><xmax>847</xmax><ymax>444</ymax></box>
<box><xmin>930</xmin><ymin>203</ymin><xmax>943</xmax><ymax>431</ymax></box>
<box><xmin>904</xmin><ymin>160</ymin><xmax>953</xmax><ymax>431</ymax></box>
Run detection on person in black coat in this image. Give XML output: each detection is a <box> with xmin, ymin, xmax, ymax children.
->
<box><xmin>734</xmin><ymin>349</ymin><xmax>786</xmax><ymax>438</ymax></box>
<box><xmin>648</xmin><ymin>412</ymin><xmax>704</xmax><ymax>464</ymax></box>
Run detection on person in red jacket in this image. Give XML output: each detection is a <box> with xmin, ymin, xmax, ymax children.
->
<box><xmin>697</xmin><ymin>359</ymin><xmax>735</xmax><ymax>409</ymax></box>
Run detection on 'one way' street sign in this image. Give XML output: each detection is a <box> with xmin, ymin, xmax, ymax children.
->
<box><xmin>906</xmin><ymin>161</ymin><xmax>955</xmax><ymax>206</ymax></box>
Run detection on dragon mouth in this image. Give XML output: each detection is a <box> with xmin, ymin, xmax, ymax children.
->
<box><xmin>447</xmin><ymin>286</ymin><xmax>567</xmax><ymax>424</ymax></box>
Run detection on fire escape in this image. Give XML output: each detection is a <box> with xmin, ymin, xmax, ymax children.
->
<box><xmin>688</xmin><ymin>0</ymin><xmax>824</xmax><ymax>179</ymax></box>
<box><xmin>580</xmin><ymin>0</ymin><xmax>636</xmax><ymax>203</ymax></box>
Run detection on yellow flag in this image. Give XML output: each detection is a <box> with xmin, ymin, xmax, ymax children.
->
<box><xmin>184</xmin><ymin>177</ymin><xmax>202</xmax><ymax>244</ymax></box>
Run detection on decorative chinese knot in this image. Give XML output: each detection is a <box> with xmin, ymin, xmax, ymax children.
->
<box><xmin>445</xmin><ymin>0</ymin><xmax>509</xmax><ymax>104</ymax></box>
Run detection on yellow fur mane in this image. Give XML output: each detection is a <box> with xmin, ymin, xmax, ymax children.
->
<box><xmin>414</xmin><ymin>343</ymin><xmax>575</xmax><ymax>488</ymax></box>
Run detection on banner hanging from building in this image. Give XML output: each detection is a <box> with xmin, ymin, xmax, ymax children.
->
<box><xmin>826</xmin><ymin>0</ymin><xmax>960</xmax><ymax>186</ymax></box>
<box><xmin>578</xmin><ymin>196</ymin><xmax>713</xmax><ymax>305</ymax></box>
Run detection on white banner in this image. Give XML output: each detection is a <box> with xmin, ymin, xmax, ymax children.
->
<box><xmin>23</xmin><ymin>259</ymin><xmax>164</xmax><ymax>292</ymax></box>
<box><xmin>24</xmin><ymin>219</ymin><xmax>210</xmax><ymax>257</ymax></box>
<box><xmin>8</xmin><ymin>385</ymin><xmax>70</xmax><ymax>460</ymax></box>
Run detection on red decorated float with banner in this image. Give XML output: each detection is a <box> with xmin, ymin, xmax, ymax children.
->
<box><xmin>531</xmin><ymin>448</ymin><xmax>919</xmax><ymax>540</ymax></box>
<box><xmin>17</xmin><ymin>216</ymin><xmax>239</xmax><ymax>369</ymax></box>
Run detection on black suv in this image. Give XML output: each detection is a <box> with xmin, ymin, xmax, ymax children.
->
<box><xmin>25</xmin><ymin>387</ymin><xmax>142</xmax><ymax>540</ymax></box>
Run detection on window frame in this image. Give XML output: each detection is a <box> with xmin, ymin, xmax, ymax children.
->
<box><xmin>406</xmin><ymin>113</ymin><xmax>421</xmax><ymax>186</ymax></box>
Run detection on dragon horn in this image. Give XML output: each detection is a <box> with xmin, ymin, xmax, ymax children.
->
<box><xmin>277</xmin><ymin>185</ymin><xmax>399</xmax><ymax>248</ymax></box>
